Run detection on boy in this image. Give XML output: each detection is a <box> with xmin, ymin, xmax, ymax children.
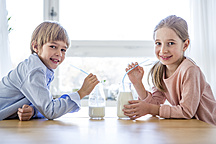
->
<box><xmin>0</xmin><ymin>21</ymin><xmax>99</xmax><ymax>121</ymax></box>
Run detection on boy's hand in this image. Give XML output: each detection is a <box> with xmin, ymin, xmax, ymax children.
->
<box><xmin>17</xmin><ymin>104</ymin><xmax>34</xmax><ymax>121</ymax></box>
<box><xmin>78</xmin><ymin>73</ymin><xmax>99</xmax><ymax>99</ymax></box>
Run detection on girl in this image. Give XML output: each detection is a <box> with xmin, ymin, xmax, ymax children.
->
<box><xmin>0</xmin><ymin>21</ymin><xmax>99</xmax><ymax>121</ymax></box>
<box><xmin>124</xmin><ymin>15</ymin><xmax>216</xmax><ymax>125</ymax></box>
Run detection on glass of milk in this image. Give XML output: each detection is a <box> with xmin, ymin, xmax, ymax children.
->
<box><xmin>117</xmin><ymin>82</ymin><xmax>134</xmax><ymax>119</ymax></box>
<box><xmin>88</xmin><ymin>83</ymin><xmax>106</xmax><ymax>119</ymax></box>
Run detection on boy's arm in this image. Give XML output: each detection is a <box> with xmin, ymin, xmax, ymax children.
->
<box><xmin>29</xmin><ymin>103</ymin><xmax>45</xmax><ymax>119</ymax></box>
<box><xmin>20</xmin><ymin>69</ymin><xmax>98</xmax><ymax>120</ymax></box>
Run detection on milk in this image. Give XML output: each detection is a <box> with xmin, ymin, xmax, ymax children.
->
<box><xmin>89</xmin><ymin>106</ymin><xmax>105</xmax><ymax>119</ymax></box>
<box><xmin>88</xmin><ymin>83</ymin><xmax>106</xmax><ymax>119</ymax></box>
<box><xmin>117</xmin><ymin>92</ymin><xmax>133</xmax><ymax>119</ymax></box>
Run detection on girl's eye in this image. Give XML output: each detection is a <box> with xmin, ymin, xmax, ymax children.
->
<box><xmin>61</xmin><ymin>49</ymin><xmax>67</xmax><ymax>52</ymax></box>
<box><xmin>168</xmin><ymin>42</ymin><xmax>175</xmax><ymax>45</ymax></box>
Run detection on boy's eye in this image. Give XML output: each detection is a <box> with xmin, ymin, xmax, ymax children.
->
<box><xmin>50</xmin><ymin>45</ymin><xmax>56</xmax><ymax>48</ymax></box>
<box><xmin>61</xmin><ymin>49</ymin><xmax>67</xmax><ymax>52</ymax></box>
<box><xmin>155</xmin><ymin>42</ymin><xmax>161</xmax><ymax>45</ymax></box>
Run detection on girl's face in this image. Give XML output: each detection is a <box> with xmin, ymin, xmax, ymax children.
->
<box><xmin>154</xmin><ymin>27</ymin><xmax>189</xmax><ymax>70</ymax></box>
<box><xmin>33</xmin><ymin>41</ymin><xmax>68</xmax><ymax>69</ymax></box>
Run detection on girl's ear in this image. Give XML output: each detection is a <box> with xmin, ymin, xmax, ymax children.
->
<box><xmin>183</xmin><ymin>39</ymin><xmax>190</xmax><ymax>52</ymax></box>
<box><xmin>32</xmin><ymin>41</ymin><xmax>38</xmax><ymax>53</ymax></box>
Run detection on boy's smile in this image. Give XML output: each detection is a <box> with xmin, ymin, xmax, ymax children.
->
<box><xmin>33</xmin><ymin>41</ymin><xmax>68</xmax><ymax>69</ymax></box>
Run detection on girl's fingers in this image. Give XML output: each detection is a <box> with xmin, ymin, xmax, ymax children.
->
<box><xmin>128</xmin><ymin>100</ymin><xmax>140</xmax><ymax>104</ymax></box>
<box><xmin>124</xmin><ymin>111</ymin><xmax>139</xmax><ymax>117</ymax></box>
<box><xmin>123</xmin><ymin>107</ymin><xmax>135</xmax><ymax>113</ymax></box>
<box><xmin>124</xmin><ymin>104</ymin><xmax>134</xmax><ymax>109</ymax></box>
<box><xmin>124</xmin><ymin>101</ymin><xmax>140</xmax><ymax>109</ymax></box>
<box><xmin>130</xmin><ymin>115</ymin><xmax>141</xmax><ymax>120</ymax></box>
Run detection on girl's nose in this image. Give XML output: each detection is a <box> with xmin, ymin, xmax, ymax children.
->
<box><xmin>160</xmin><ymin>45</ymin><xmax>168</xmax><ymax>54</ymax></box>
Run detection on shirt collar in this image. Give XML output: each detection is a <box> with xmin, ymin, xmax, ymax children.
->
<box><xmin>32</xmin><ymin>53</ymin><xmax>55</xmax><ymax>79</ymax></box>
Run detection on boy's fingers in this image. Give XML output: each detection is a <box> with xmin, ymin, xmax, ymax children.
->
<box><xmin>19</xmin><ymin>105</ymin><xmax>31</xmax><ymax>113</ymax></box>
<box><xmin>22</xmin><ymin>104</ymin><xmax>29</xmax><ymax>109</ymax></box>
<box><xmin>19</xmin><ymin>112</ymin><xmax>32</xmax><ymax>117</ymax></box>
<box><xmin>18</xmin><ymin>108</ymin><xmax>22</xmax><ymax>112</ymax></box>
<box><xmin>19</xmin><ymin>116</ymin><xmax>31</xmax><ymax>121</ymax></box>
<box><xmin>87</xmin><ymin>73</ymin><xmax>93</xmax><ymax>78</ymax></box>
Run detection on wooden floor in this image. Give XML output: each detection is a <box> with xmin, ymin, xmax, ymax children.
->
<box><xmin>0</xmin><ymin>107</ymin><xmax>215</xmax><ymax>144</ymax></box>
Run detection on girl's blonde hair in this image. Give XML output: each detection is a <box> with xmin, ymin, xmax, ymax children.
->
<box><xmin>30</xmin><ymin>21</ymin><xmax>70</xmax><ymax>54</ymax></box>
<box><xmin>148</xmin><ymin>15</ymin><xmax>189</xmax><ymax>92</ymax></box>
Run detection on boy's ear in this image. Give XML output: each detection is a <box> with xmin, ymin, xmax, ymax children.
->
<box><xmin>32</xmin><ymin>41</ymin><xmax>38</xmax><ymax>53</ymax></box>
<box><xmin>183</xmin><ymin>39</ymin><xmax>190</xmax><ymax>52</ymax></box>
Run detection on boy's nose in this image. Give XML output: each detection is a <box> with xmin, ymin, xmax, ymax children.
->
<box><xmin>56</xmin><ymin>49</ymin><xmax>62</xmax><ymax>56</ymax></box>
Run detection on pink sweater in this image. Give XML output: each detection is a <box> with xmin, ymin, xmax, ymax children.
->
<box><xmin>145</xmin><ymin>58</ymin><xmax>216</xmax><ymax>125</ymax></box>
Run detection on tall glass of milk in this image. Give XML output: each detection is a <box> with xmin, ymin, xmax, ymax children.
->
<box><xmin>88</xmin><ymin>83</ymin><xmax>106</xmax><ymax>119</ymax></box>
<box><xmin>117</xmin><ymin>82</ymin><xmax>134</xmax><ymax>119</ymax></box>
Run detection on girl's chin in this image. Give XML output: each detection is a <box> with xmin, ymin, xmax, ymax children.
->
<box><xmin>159</xmin><ymin>60</ymin><xmax>170</xmax><ymax>65</ymax></box>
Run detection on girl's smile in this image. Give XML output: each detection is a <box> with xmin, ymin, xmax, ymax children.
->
<box><xmin>154</xmin><ymin>27</ymin><xmax>189</xmax><ymax>74</ymax></box>
<box><xmin>159</xmin><ymin>55</ymin><xmax>173</xmax><ymax>61</ymax></box>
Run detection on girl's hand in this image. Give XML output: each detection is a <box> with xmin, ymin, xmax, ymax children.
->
<box><xmin>126</xmin><ymin>62</ymin><xmax>144</xmax><ymax>85</ymax></box>
<box><xmin>123</xmin><ymin>100</ymin><xmax>160</xmax><ymax>120</ymax></box>
<box><xmin>123</xmin><ymin>100</ymin><xmax>150</xmax><ymax>120</ymax></box>
<box><xmin>17</xmin><ymin>104</ymin><xmax>34</xmax><ymax>121</ymax></box>
<box><xmin>78</xmin><ymin>73</ymin><xmax>99</xmax><ymax>99</ymax></box>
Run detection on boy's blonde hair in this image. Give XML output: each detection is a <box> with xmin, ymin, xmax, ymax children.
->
<box><xmin>148</xmin><ymin>15</ymin><xmax>190</xmax><ymax>92</ymax></box>
<box><xmin>30</xmin><ymin>21</ymin><xmax>70</xmax><ymax>54</ymax></box>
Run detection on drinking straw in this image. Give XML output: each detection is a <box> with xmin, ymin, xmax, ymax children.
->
<box><xmin>69</xmin><ymin>64</ymin><xmax>89</xmax><ymax>75</ymax></box>
<box><xmin>122</xmin><ymin>59</ymin><xmax>154</xmax><ymax>91</ymax></box>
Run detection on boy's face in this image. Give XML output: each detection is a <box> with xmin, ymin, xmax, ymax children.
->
<box><xmin>33</xmin><ymin>41</ymin><xmax>68</xmax><ymax>69</ymax></box>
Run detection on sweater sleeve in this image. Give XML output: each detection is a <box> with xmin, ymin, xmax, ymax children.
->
<box><xmin>159</xmin><ymin>66</ymin><xmax>203</xmax><ymax>119</ymax></box>
<box><xmin>144</xmin><ymin>87</ymin><xmax>166</xmax><ymax>105</ymax></box>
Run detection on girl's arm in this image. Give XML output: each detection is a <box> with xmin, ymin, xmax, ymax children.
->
<box><xmin>124</xmin><ymin>66</ymin><xmax>203</xmax><ymax>119</ymax></box>
<box><xmin>126</xmin><ymin>62</ymin><xmax>148</xmax><ymax>100</ymax></box>
<box><xmin>159</xmin><ymin>67</ymin><xmax>203</xmax><ymax>119</ymax></box>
